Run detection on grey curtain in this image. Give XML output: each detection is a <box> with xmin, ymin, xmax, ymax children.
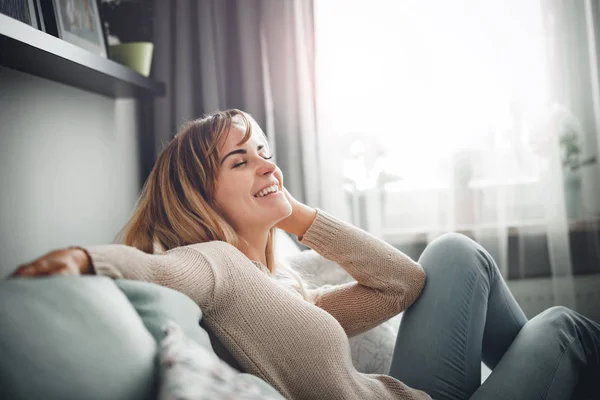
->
<box><xmin>145</xmin><ymin>0</ymin><xmax>320</xmax><ymax>206</ymax></box>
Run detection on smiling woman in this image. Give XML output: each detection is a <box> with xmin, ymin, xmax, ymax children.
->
<box><xmin>115</xmin><ymin>109</ymin><xmax>312</xmax><ymax>280</ymax></box>
<box><xmin>11</xmin><ymin>108</ymin><xmax>600</xmax><ymax>400</ymax></box>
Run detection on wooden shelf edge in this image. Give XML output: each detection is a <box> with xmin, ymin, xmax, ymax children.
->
<box><xmin>0</xmin><ymin>14</ymin><xmax>165</xmax><ymax>98</ymax></box>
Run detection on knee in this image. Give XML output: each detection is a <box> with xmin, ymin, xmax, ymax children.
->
<box><xmin>535</xmin><ymin>306</ymin><xmax>581</xmax><ymax>335</ymax></box>
<box><xmin>421</xmin><ymin>233</ymin><xmax>490</xmax><ymax>277</ymax></box>
<box><xmin>423</xmin><ymin>233</ymin><xmax>480</xmax><ymax>264</ymax></box>
<box><xmin>539</xmin><ymin>306</ymin><xmax>577</xmax><ymax>325</ymax></box>
<box><xmin>429</xmin><ymin>232</ymin><xmax>477</xmax><ymax>250</ymax></box>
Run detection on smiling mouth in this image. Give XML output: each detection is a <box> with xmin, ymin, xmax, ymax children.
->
<box><xmin>256</xmin><ymin>192</ymin><xmax>278</xmax><ymax>198</ymax></box>
<box><xmin>254</xmin><ymin>184</ymin><xmax>280</xmax><ymax>198</ymax></box>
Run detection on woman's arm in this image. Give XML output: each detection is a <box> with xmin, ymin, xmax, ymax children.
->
<box><xmin>299</xmin><ymin>211</ymin><xmax>426</xmax><ymax>337</ymax></box>
<box><xmin>278</xmin><ymin>190</ymin><xmax>426</xmax><ymax>337</ymax></box>
<box><xmin>11</xmin><ymin>243</ymin><xmax>218</xmax><ymax>311</ymax></box>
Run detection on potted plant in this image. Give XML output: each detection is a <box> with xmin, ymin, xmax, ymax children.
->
<box><xmin>98</xmin><ymin>0</ymin><xmax>156</xmax><ymax>77</ymax></box>
<box><xmin>559</xmin><ymin>130</ymin><xmax>597</xmax><ymax>172</ymax></box>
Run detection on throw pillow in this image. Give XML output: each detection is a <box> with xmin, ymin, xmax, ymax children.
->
<box><xmin>0</xmin><ymin>276</ymin><xmax>157</xmax><ymax>400</ymax></box>
<box><xmin>115</xmin><ymin>280</ymin><xmax>211</xmax><ymax>347</ymax></box>
<box><xmin>158</xmin><ymin>321</ymin><xmax>285</xmax><ymax>400</ymax></box>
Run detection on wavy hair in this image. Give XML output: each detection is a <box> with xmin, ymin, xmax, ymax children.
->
<box><xmin>117</xmin><ymin>109</ymin><xmax>310</xmax><ymax>300</ymax></box>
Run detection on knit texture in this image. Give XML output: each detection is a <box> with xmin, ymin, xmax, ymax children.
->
<box><xmin>85</xmin><ymin>210</ymin><xmax>430</xmax><ymax>400</ymax></box>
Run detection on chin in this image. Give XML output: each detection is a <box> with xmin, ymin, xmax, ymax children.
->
<box><xmin>250</xmin><ymin>198</ymin><xmax>292</xmax><ymax>228</ymax></box>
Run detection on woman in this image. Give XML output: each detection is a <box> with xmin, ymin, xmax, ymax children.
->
<box><xmin>13</xmin><ymin>109</ymin><xmax>599</xmax><ymax>399</ymax></box>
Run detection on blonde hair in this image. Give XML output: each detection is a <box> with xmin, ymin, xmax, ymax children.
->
<box><xmin>118</xmin><ymin>109</ymin><xmax>310</xmax><ymax>301</ymax></box>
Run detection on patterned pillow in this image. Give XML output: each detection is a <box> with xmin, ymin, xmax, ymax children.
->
<box><xmin>286</xmin><ymin>249</ymin><xmax>403</xmax><ymax>375</ymax></box>
<box><xmin>158</xmin><ymin>322</ymin><xmax>285</xmax><ymax>400</ymax></box>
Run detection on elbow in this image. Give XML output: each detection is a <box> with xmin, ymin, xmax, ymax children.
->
<box><xmin>397</xmin><ymin>263</ymin><xmax>427</xmax><ymax>311</ymax></box>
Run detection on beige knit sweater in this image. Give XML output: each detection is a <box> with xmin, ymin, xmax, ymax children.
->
<box><xmin>86</xmin><ymin>210</ymin><xmax>430</xmax><ymax>400</ymax></box>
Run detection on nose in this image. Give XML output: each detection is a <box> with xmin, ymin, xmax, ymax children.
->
<box><xmin>256</xmin><ymin>156</ymin><xmax>276</xmax><ymax>176</ymax></box>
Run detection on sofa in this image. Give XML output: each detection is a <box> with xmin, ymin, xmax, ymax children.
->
<box><xmin>0</xmin><ymin>231</ymin><xmax>402</xmax><ymax>400</ymax></box>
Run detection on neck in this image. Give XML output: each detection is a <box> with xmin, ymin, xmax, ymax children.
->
<box><xmin>238</xmin><ymin>228</ymin><xmax>270</xmax><ymax>267</ymax></box>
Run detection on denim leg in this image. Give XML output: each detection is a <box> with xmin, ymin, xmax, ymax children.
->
<box><xmin>388</xmin><ymin>233</ymin><xmax>528</xmax><ymax>399</ymax></box>
<box><xmin>471</xmin><ymin>306</ymin><xmax>600</xmax><ymax>400</ymax></box>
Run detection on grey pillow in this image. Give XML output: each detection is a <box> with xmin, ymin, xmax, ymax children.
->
<box><xmin>0</xmin><ymin>276</ymin><xmax>156</xmax><ymax>400</ymax></box>
<box><xmin>115</xmin><ymin>279</ymin><xmax>211</xmax><ymax>348</ymax></box>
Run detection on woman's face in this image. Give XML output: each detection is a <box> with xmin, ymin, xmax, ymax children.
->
<box><xmin>213</xmin><ymin>119</ymin><xmax>292</xmax><ymax>233</ymax></box>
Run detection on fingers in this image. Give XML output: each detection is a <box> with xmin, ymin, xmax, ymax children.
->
<box><xmin>12</xmin><ymin>254</ymin><xmax>80</xmax><ymax>278</ymax></box>
<box><xmin>12</xmin><ymin>264</ymin><xmax>76</xmax><ymax>277</ymax></box>
<box><xmin>13</xmin><ymin>262</ymin><xmax>46</xmax><ymax>277</ymax></box>
<box><xmin>12</xmin><ymin>265</ymin><xmax>34</xmax><ymax>277</ymax></box>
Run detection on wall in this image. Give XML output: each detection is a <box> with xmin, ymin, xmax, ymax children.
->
<box><xmin>0</xmin><ymin>66</ymin><xmax>142</xmax><ymax>278</ymax></box>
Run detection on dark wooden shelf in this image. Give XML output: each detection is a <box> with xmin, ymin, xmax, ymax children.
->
<box><xmin>0</xmin><ymin>14</ymin><xmax>165</xmax><ymax>98</ymax></box>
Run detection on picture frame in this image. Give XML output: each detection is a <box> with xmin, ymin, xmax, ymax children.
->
<box><xmin>0</xmin><ymin>0</ymin><xmax>39</xmax><ymax>28</ymax></box>
<box><xmin>50</xmin><ymin>0</ymin><xmax>107</xmax><ymax>57</ymax></box>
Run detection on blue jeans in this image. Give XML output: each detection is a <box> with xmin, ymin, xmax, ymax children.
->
<box><xmin>388</xmin><ymin>233</ymin><xmax>600</xmax><ymax>400</ymax></box>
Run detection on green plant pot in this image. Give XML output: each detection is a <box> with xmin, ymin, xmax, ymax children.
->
<box><xmin>109</xmin><ymin>42</ymin><xmax>154</xmax><ymax>77</ymax></box>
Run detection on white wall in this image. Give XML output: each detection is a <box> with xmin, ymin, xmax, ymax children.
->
<box><xmin>0</xmin><ymin>66</ymin><xmax>142</xmax><ymax>278</ymax></box>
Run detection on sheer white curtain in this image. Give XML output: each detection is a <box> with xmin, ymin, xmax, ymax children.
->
<box><xmin>314</xmin><ymin>0</ymin><xmax>600</xmax><ymax>314</ymax></box>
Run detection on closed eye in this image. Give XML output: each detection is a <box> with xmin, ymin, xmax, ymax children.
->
<box><xmin>232</xmin><ymin>155</ymin><xmax>273</xmax><ymax>169</ymax></box>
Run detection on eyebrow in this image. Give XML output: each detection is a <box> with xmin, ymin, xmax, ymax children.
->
<box><xmin>220</xmin><ymin>145</ymin><xmax>265</xmax><ymax>165</ymax></box>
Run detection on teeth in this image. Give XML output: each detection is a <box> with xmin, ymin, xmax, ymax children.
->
<box><xmin>254</xmin><ymin>185</ymin><xmax>279</xmax><ymax>198</ymax></box>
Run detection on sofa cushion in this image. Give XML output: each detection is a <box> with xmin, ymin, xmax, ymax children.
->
<box><xmin>0</xmin><ymin>276</ymin><xmax>156</xmax><ymax>400</ymax></box>
<box><xmin>115</xmin><ymin>280</ymin><xmax>212</xmax><ymax>348</ymax></box>
<box><xmin>158</xmin><ymin>321</ymin><xmax>285</xmax><ymax>400</ymax></box>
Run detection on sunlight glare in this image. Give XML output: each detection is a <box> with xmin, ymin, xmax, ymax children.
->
<box><xmin>315</xmin><ymin>0</ymin><xmax>548</xmax><ymax>184</ymax></box>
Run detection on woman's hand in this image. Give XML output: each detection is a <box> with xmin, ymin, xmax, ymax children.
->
<box><xmin>275</xmin><ymin>187</ymin><xmax>317</xmax><ymax>238</ymax></box>
<box><xmin>11</xmin><ymin>248</ymin><xmax>92</xmax><ymax>278</ymax></box>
